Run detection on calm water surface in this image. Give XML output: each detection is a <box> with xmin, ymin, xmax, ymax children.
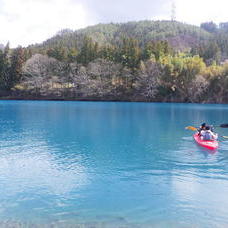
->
<box><xmin>0</xmin><ymin>101</ymin><xmax>228</xmax><ymax>227</ymax></box>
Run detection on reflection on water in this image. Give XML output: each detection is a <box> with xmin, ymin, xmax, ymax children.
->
<box><xmin>0</xmin><ymin>101</ymin><xmax>228</xmax><ymax>227</ymax></box>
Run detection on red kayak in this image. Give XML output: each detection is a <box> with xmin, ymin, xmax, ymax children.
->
<box><xmin>193</xmin><ymin>133</ymin><xmax>218</xmax><ymax>150</ymax></box>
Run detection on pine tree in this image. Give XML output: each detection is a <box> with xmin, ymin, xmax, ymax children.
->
<box><xmin>119</xmin><ymin>37</ymin><xmax>141</xmax><ymax>69</ymax></box>
<box><xmin>143</xmin><ymin>41</ymin><xmax>173</xmax><ymax>61</ymax></box>
<box><xmin>46</xmin><ymin>46</ymin><xmax>67</xmax><ymax>61</ymax></box>
<box><xmin>8</xmin><ymin>46</ymin><xmax>25</xmax><ymax>89</ymax></box>
<box><xmin>77</xmin><ymin>36</ymin><xmax>99</xmax><ymax>65</ymax></box>
<box><xmin>0</xmin><ymin>43</ymin><xmax>11</xmax><ymax>90</ymax></box>
<box><xmin>67</xmin><ymin>47</ymin><xmax>78</xmax><ymax>63</ymax></box>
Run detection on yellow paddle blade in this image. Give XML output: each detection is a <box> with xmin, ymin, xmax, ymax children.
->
<box><xmin>222</xmin><ymin>136</ymin><xmax>228</xmax><ymax>139</ymax></box>
<box><xmin>185</xmin><ymin>126</ymin><xmax>197</xmax><ymax>131</ymax></box>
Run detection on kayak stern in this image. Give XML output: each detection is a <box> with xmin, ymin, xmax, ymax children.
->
<box><xmin>193</xmin><ymin>133</ymin><xmax>218</xmax><ymax>150</ymax></box>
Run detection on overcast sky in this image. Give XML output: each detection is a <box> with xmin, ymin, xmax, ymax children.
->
<box><xmin>0</xmin><ymin>0</ymin><xmax>228</xmax><ymax>47</ymax></box>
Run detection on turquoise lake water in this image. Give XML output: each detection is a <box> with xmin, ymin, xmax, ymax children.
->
<box><xmin>0</xmin><ymin>101</ymin><xmax>228</xmax><ymax>227</ymax></box>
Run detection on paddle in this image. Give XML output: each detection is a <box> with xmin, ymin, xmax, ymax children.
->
<box><xmin>219</xmin><ymin>124</ymin><xmax>228</xmax><ymax>128</ymax></box>
<box><xmin>214</xmin><ymin>124</ymin><xmax>228</xmax><ymax>139</ymax></box>
<box><xmin>185</xmin><ymin>126</ymin><xmax>197</xmax><ymax>131</ymax></box>
<box><xmin>222</xmin><ymin>136</ymin><xmax>228</xmax><ymax>139</ymax></box>
<box><xmin>185</xmin><ymin>125</ymin><xmax>228</xmax><ymax>139</ymax></box>
<box><xmin>185</xmin><ymin>124</ymin><xmax>228</xmax><ymax>131</ymax></box>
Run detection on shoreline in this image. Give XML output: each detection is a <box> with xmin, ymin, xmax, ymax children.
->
<box><xmin>0</xmin><ymin>96</ymin><xmax>225</xmax><ymax>105</ymax></box>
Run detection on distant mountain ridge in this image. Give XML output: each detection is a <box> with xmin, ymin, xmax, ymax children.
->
<box><xmin>31</xmin><ymin>20</ymin><xmax>212</xmax><ymax>51</ymax></box>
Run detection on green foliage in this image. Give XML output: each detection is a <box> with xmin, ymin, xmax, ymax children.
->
<box><xmin>197</xmin><ymin>41</ymin><xmax>221</xmax><ymax>64</ymax></box>
<box><xmin>9</xmin><ymin>46</ymin><xmax>25</xmax><ymax>89</ymax></box>
<box><xmin>159</xmin><ymin>54</ymin><xmax>206</xmax><ymax>100</ymax></box>
<box><xmin>200</xmin><ymin>22</ymin><xmax>218</xmax><ymax>33</ymax></box>
<box><xmin>29</xmin><ymin>20</ymin><xmax>212</xmax><ymax>54</ymax></box>
<box><xmin>98</xmin><ymin>45</ymin><xmax>118</xmax><ymax>62</ymax></box>
<box><xmin>77</xmin><ymin>36</ymin><xmax>99</xmax><ymax>65</ymax></box>
<box><xmin>118</xmin><ymin>37</ymin><xmax>141</xmax><ymax>69</ymax></box>
<box><xmin>0</xmin><ymin>44</ymin><xmax>25</xmax><ymax>90</ymax></box>
<box><xmin>46</xmin><ymin>46</ymin><xmax>67</xmax><ymax>61</ymax></box>
<box><xmin>2</xmin><ymin>20</ymin><xmax>228</xmax><ymax>103</ymax></box>
<box><xmin>0</xmin><ymin>43</ymin><xmax>10</xmax><ymax>90</ymax></box>
<box><xmin>67</xmin><ymin>48</ymin><xmax>78</xmax><ymax>63</ymax></box>
<box><xmin>143</xmin><ymin>40</ymin><xmax>173</xmax><ymax>61</ymax></box>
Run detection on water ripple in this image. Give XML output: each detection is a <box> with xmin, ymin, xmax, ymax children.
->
<box><xmin>0</xmin><ymin>101</ymin><xmax>228</xmax><ymax>227</ymax></box>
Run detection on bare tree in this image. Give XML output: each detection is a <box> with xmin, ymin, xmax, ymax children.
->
<box><xmin>135</xmin><ymin>60</ymin><xmax>162</xmax><ymax>100</ymax></box>
<box><xmin>22</xmin><ymin>54</ymin><xmax>63</xmax><ymax>95</ymax></box>
<box><xmin>187</xmin><ymin>75</ymin><xmax>209</xmax><ymax>102</ymax></box>
<box><xmin>71</xmin><ymin>59</ymin><xmax>123</xmax><ymax>98</ymax></box>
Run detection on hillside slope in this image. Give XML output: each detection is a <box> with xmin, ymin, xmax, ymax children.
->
<box><xmin>31</xmin><ymin>20</ymin><xmax>212</xmax><ymax>51</ymax></box>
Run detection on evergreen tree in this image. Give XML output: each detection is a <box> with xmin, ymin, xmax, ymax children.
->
<box><xmin>143</xmin><ymin>41</ymin><xmax>173</xmax><ymax>61</ymax></box>
<box><xmin>67</xmin><ymin>47</ymin><xmax>78</xmax><ymax>63</ymax></box>
<box><xmin>46</xmin><ymin>46</ymin><xmax>67</xmax><ymax>61</ymax></box>
<box><xmin>77</xmin><ymin>36</ymin><xmax>99</xmax><ymax>65</ymax></box>
<box><xmin>0</xmin><ymin>43</ymin><xmax>11</xmax><ymax>90</ymax></box>
<box><xmin>8</xmin><ymin>46</ymin><xmax>25</xmax><ymax>89</ymax></box>
<box><xmin>200</xmin><ymin>22</ymin><xmax>218</xmax><ymax>33</ymax></box>
<box><xmin>119</xmin><ymin>37</ymin><xmax>141</xmax><ymax>69</ymax></box>
<box><xmin>99</xmin><ymin>45</ymin><xmax>117</xmax><ymax>62</ymax></box>
<box><xmin>198</xmin><ymin>41</ymin><xmax>221</xmax><ymax>64</ymax></box>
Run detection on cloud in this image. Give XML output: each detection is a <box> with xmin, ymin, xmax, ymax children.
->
<box><xmin>0</xmin><ymin>0</ymin><xmax>90</xmax><ymax>47</ymax></box>
<box><xmin>175</xmin><ymin>0</ymin><xmax>228</xmax><ymax>25</ymax></box>
<box><xmin>82</xmin><ymin>0</ymin><xmax>170</xmax><ymax>23</ymax></box>
<box><xmin>0</xmin><ymin>0</ymin><xmax>228</xmax><ymax>47</ymax></box>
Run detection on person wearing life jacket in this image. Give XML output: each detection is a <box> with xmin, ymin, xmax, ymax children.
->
<box><xmin>198</xmin><ymin>123</ymin><xmax>206</xmax><ymax>136</ymax></box>
<box><xmin>201</xmin><ymin>126</ymin><xmax>218</xmax><ymax>141</ymax></box>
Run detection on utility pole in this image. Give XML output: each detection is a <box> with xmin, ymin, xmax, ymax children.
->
<box><xmin>171</xmin><ymin>1</ymin><xmax>176</xmax><ymax>21</ymax></box>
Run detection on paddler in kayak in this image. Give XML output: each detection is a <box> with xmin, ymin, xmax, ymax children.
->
<box><xmin>197</xmin><ymin>123</ymin><xmax>206</xmax><ymax>136</ymax></box>
<box><xmin>200</xmin><ymin>126</ymin><xmax>218</xmax><ymax>141</ymax></box>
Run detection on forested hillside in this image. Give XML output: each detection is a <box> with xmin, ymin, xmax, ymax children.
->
<box><xmin>26</xmin><ymin>20</ymin><xmax>228</xmax><ymax>66</ymax></box>
<box><xmin>31</xmin><ymin>21</ymin><xmax>212</xmax><ymax>52</ymax></box>
<box><xmin>1</xmin><ymin>20</ymin><xmax>228</xmax><ymax>103</ymax></box>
